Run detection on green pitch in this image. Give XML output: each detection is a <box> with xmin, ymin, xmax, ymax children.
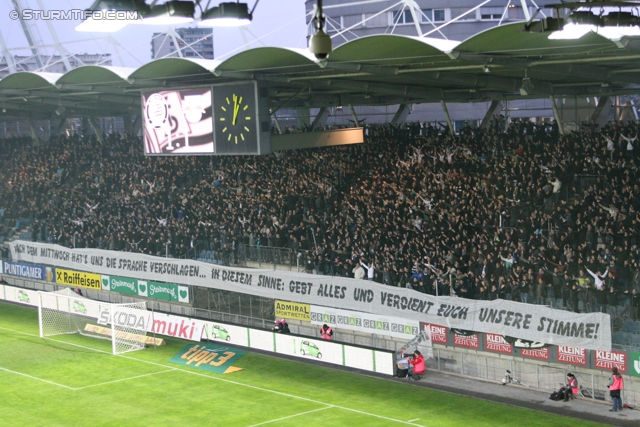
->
<box><xmin>0</xmin><ymin>301</ymin><xmax>606</xmax><ymax>427</ymax></box>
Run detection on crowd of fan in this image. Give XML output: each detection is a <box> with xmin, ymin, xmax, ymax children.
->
<box><xmin>1</xmin><ymin>116</ymin><xmax>640</xmax><ymax>320</ymax></box>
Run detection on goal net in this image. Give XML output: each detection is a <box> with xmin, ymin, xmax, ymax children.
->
<box><xmin>38</xmin><ymin>288</ymin><xmax>149</xmax><ymax>355</ymax></box>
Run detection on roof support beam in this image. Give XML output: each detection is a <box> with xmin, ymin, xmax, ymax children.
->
<box><xmin>55</xmin><ymin>114</ymin><xmax>68</xmax><ymax>134</ymax></box>
<box><xmin>591</xmin><ymin>96</ymin><xmax>611</xmax><ymax>128</ymax></box>
<box><xmin>549</xmin><ymin>96</ymin><xmax>564</xmax><ymax>135</ymax></box>
<box><xmin>88</xmin><ymin>116</ymin><xmax>104</xmax><ymax>144</ymax></box>
<box><xmin>391</xmin><ymin>103</ymin><xmax>411</xmax><ymax>124</ymax></box>
<box><xmin>440</xmin><ymin>100</ymin><xmax>455</xmax><ymax>137</ymax></box>
<box><xmin>481</xmin><ymin>100</ymin><xmax>502</xmax><ymax>129</ymax></box>
<box><xmin>271</xmin><ymin>112</ymin><xmax>283</xmax><ymax>134</ymax></box>
<box><xmin>27</xmin><ymin>116</ymin><xmax>41</xmax><ymax>145</ymax></box>
<box><xmin>349</xmin><ymin>104</ymin><xmax>360</xmax><ymax>127</ymax></box>
<box><xmin>311</xmin><ymin>107</ymin><xmax>329</xmax><ymax>130</ymax></box>
<box><xmin>132</xmin><ymin>114</ymin><xmax>142</xmax><ymax>137</ymax></box>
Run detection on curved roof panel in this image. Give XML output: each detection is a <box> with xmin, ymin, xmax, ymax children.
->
<box><xmin>0</xmin><ymin>71</ymin><xmax>61</xmax><ymax>89</ymax></box>
<box><xmin>456</xmin><ymin>22</ymin><xmax>618</xmax><ymax>57</ymax></box>
<box><xmin>56</xmin><ymin>65</ymin><xmax>135</xmax><ymax>85</ymax></box>
<box><xmin>215</xmin><ymin>47</ymin><xmax>317</xmax><ymax>73</ymax></box>
<box><xmin>330</xmin><ymin>34</ymin><xmax>454</xmax><ymax>65</ymax></box>
<box><xmin>128</xmin><ymin>57</ymin><xmax>220</xmax><ymax>81</ymax></box>
<box><xmin>1</xmin><ymin>21</ymin><xmax>639</xmax><ymax>116</ymax></box>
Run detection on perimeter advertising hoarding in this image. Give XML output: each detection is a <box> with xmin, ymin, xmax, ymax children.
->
<box><xmin>486</xmin><ymin>333</ymin><xmax>513</xmax><ymax>354</ymax></box>
<box><xmin>142</xmin><ymin>88</ymin><xmax>213</xmax><ymax>155</ymax></box>
<box><xmin>2</xmin><ymin>261</ymin><xmax>53</xmax><ymax>282</ymax></box>
<box><xmin>101</xmin><ymin>275</ymin><xmax>190</xmax><ymax>303</ymax></box>
<box><xmin>631</xmin><ymin>352</ymin><xmax>640</xmax><ymax>378</ymax></box>
<box><xmin>421</xmin><ymin>323</ymin><xmax>449</xmax><ymax>344</ymax></box>
<box><xmin>309</xmin><ymin>304</ymin><xmax>419</xmax><ymax>340</ymax></box>
<box><xmin>520</xmin><ymin>347</ymin><xmax>550</xmax><ymax>361</ymax></box>
<box><xmin>55</xmin><ymin>268</ymin><xmax>102</xmax><ymax>290</ymax></box>
<box><xmin>594</xmin><ymin>350</ymin><xmax>627</xmax><ymax>372</ymax></box>
<box><xmin>557</xmin><ymin>346</ymin><xmax>587</xmax><ymax>366</ymax></box>
<box><xmin>453</xmin><ymin>331</ymin><xmax>479</xmax><ymax>349</ymax></box>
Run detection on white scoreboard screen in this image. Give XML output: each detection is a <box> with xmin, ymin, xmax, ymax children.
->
<box><xmin>142</xmin><ymin>88</ymin><xmax>213</xmax><ymax>155</ymax></box>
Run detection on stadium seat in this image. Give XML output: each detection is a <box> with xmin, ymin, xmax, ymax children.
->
<box><xmin>622</xmin><ymin>319</ymin><xmax>634</xmax><ymax>333</ymax></box>
<box><xmin>613</xmin><ymin>331</ymin><xmax>624</xmax><ymax>342</ymax></box>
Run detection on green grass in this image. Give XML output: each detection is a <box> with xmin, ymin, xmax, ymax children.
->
<box><xmin>0</xmin><ymin>301</ymin><xmax>608</xmax><ymax>427</ymax></box>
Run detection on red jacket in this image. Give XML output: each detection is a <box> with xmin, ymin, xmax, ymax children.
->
<box><xmin>409</xmin><ymin>355</ymin><xmax>425</xmax><ymax>375</ymax></box>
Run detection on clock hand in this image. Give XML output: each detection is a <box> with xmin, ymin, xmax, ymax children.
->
<box><xmin>232</xmin><ymin>95</ymin><xmax>239</xmax><ymax>125</ymax></box>
<box><xmin>233</xmin><ymin>104</ymin><xmax>240</xmax><ymax>126</ymax></box>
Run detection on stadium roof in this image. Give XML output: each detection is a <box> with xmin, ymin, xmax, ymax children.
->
<box><xmin>1</xmin><ymin>21</ymin><xmax>640</xmax><ymax>118</ymax></box>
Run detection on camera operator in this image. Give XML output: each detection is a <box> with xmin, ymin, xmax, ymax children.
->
<box><xmin>561</xmin><ymin>373</ymin><xmax>578</xmax><ymax>401</ymax></box>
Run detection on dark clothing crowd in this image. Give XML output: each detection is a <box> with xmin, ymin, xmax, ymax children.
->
<box><xmin>1</xmin><ymin>117</ymin><xmax>640</xmax><ymax>320</ymax></box>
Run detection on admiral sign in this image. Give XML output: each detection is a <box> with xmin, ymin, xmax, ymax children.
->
<box><xmin>486</xmin><ymin>333</ymin><xmax>513</xmax><ymax>354</ymax></box>
<box><xmin>557</xmin><ymin>346</ymin><xmax>587</xmax><ymax>366</ymax></box>
<box><xmin>594</xmin><ymin>350</ymin><xmax>626</xmax><ymax>372</ymax></box>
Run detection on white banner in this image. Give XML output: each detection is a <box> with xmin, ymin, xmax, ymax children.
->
<box><xmin>9</xmin><ymin>241</ymin><xmax>611</xmax><ymax>350</ymax></box>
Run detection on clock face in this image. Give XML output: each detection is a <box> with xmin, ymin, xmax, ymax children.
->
<box><xmin>213</xmin><ymin>83</ymin><xmax>259</xmax><ymax>154</ymax></box>
<box><xmin>219</xmin><ymin>93</ymin><xmax>251</xmax><ymax>145</ymax></box>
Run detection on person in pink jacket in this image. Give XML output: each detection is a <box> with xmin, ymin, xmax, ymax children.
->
<box><xmin>607</xmin><ymin>367</ymin><xmax>624</xmax><ymax>412</ymax></box>
<box><xmin>408</xmin><ymin>350</ymin><xmax>425</xmax><ymax>380</ymax></box>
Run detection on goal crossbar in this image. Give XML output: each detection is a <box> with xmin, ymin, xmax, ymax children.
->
<box><xmin>38</xmin><ymin>289</ymin><xmax>149</xmax><ymax>355</ymax></box>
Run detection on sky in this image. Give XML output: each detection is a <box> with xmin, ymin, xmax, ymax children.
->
<box><xmin>0</xmin><ymin>0</ymin><xmax>310</xmax><ymax>69</ymax></box>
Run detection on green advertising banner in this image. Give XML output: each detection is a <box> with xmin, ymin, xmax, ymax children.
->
<box><xmin>102</xmin><ymin>275</ymin><xmax>189</xmax><ymax>303</ymax></box>
<box><xmin>101</xmin><ymin>275</ymin><xmax>138</xmax><ymax>295</ymax></box>
<box><xmin>631</xmin><ymin>351</ymin><xmax>640</xmax><ymax>378</ymax></box>
<box><xmin>169</xmin><ymin>342</ymin><xmax>246</xmax><ymax>374</ymax></box>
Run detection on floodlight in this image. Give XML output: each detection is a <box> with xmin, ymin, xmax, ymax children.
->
<box><xmin>141</xmin><ymin>1</ymin><xmax>195</xmax><ymax>25</ymax></box>
<box><xmin>548</xmin><ymin>22</ymin><xmax>596</xmax><ymax>40</ymax></box>
<box><xmin>199</xmin><ymin>2</ymin><xmax>252</xmax><ymax>27</ymax></box>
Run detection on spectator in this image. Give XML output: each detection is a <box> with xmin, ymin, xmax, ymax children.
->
<box><xmin>3</xmin><ymin>119</ymin><xmax>640</xmax><ymax>322</ymax></box>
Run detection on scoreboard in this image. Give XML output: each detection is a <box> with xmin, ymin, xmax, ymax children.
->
<box><xmin>142</xmin><ymin>81</ymin><xmax>270</xmax><ymax>156</ymax></box>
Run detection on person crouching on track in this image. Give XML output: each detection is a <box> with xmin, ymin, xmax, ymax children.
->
<box><xmin>408</xmin><ymin>350</ymin><xmax>425</xmax><ymax>380</ymax></box>
<box><xmin>562</xmin><ymin>373</ymin><xmax>578</xmax><ymax>401</ymax></box>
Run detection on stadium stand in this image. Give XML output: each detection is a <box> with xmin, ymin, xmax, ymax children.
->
<box><xmin>1</xmin><ymin>117</ymin><xmax>640</xmax><ymax>334</ymax></box>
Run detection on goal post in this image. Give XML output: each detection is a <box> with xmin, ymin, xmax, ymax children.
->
<box><xmin>37</xmin><ymin>288</ymin><xmax>149</xmax><ymax>355</ymax></box>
